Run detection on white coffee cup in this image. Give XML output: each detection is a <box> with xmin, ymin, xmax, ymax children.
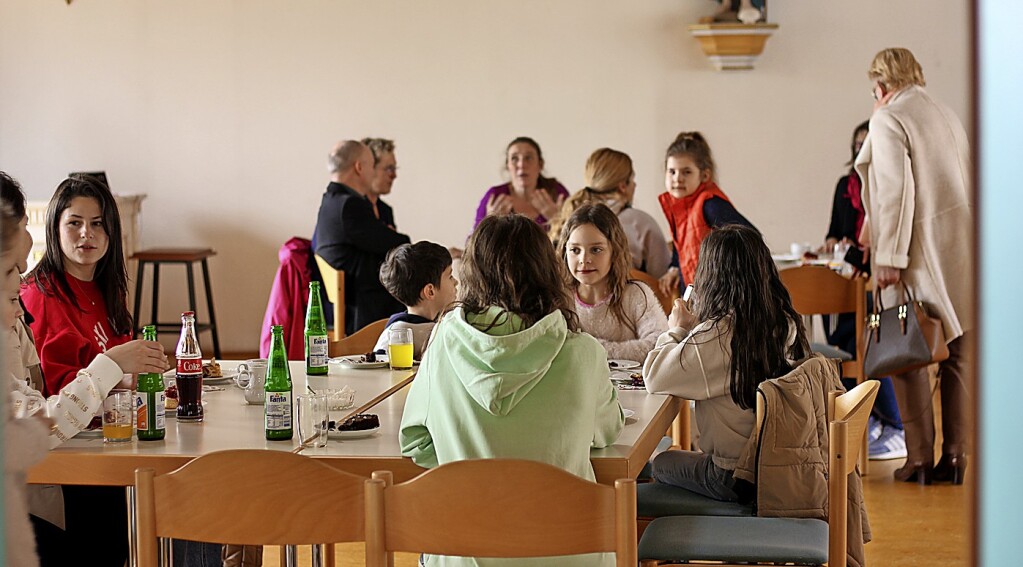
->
<box><xmin>235</xmin><ymin>358</ymin><xmax>268</xmax><ymax>404</ymax></box>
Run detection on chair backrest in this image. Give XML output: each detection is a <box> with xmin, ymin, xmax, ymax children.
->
<box><xmin>629</xmin><ymin>269</ymin><xmax>674</xmax><ymax>316</ymax></box>
<box><xmin>314</xmin><ymin>254</ymin><xmax>346</xmax><ymax>341</ymax></box>
<box><xmin>364</xmin><ymin>459</ymin><xmax>637</xmax><ymax>567</ymax></box>
<box><xmin>779</xmin><ymin>265</ymin><xmax>867</xmax><ymax>381</ymax></box>
<box><xmin>135</xmin><ymin>450</ymin><xmax>368</xmax><ymax>567</ymax></box>
<box><xmin>330</xmin><ymin>318</ymin><xmax>389</xmax><ymax>357</ymax></box>
<box><xmin>826</xmin><ymin>380</ymin><xmax>878</xmax><ymax>567</ymax></box>
<box><xmin>828</xmin><ymin>380</ymin><xmax>880</xmax><ymax>475</ymax></box>
<box><xmin>754</xmin><ymin>374</ymin><xmax>877</xmax><ymax>567</ymax></box>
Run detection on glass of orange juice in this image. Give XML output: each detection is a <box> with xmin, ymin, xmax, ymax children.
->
<box><xmin>387</xmin><ymin>328</ymin><xmax>414</xmax><ymax>370</ymax></box>
<box><xmin>103</xmin><ymin>389</ymin><xmax>134</xmax><ymax>443</ymax></box>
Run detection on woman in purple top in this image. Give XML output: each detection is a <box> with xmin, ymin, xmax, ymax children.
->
<box><xmin>473</xmin><ymin>137</ymin><xmax>569</xmax><ymax>231</ymax></box>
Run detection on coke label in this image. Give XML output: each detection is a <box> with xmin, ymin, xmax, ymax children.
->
<box><xmin>177</xmin><ymin>357</ymin><xmax>202</xmax><ymax>376</ymax></box>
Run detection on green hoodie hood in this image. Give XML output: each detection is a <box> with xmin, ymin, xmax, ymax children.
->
<box><xmin>440</xmin><ymin>306</ymin><xmax>568</xmax><ymax>416</ymax></box>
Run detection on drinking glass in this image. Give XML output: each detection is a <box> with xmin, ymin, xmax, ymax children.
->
<box><xmin>103</xmin><ymin>389</ymin><xmax>134</xmax><ymax>443</ymax></box>
<box><xmin>297</xmin><ymin>393</ymin><xmax>329</xmax><ymax>448</ymax></box>
<box><xmin>388</xmin><ymin>328</ymin><xmax>414</xmax><ymax>370</ymax></box>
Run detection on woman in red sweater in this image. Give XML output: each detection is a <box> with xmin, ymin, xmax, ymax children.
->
<box><xmin>22</xmin><ymin>175</ymin><xmax>136</xmax><ymax>396</ymax></box>
<box><xmin>20</xmin><ymin>174</ymin><xmax>138</xmax><ymax>567</ymax></box>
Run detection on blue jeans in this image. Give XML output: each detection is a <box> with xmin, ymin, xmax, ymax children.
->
<box><xmin>650</xmin><ymin>450</ymin><xmax>739</xmax><ymax>502</ymax></box>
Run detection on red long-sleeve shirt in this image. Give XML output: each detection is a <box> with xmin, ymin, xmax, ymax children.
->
<box><xmin>21</xmin><ymin>275</ymin><xmax>130</xmax><ymax>396</ymax></box>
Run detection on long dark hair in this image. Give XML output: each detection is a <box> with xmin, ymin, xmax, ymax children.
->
<box><xmin>27</xmin><ymin>174</ymin><xmax>132</xmax><ymax>336</ymax></box>
<box><xmin>460</xmin><ymin>213</ymin><xmax>579</xmax><ymax>333</ymax></box>
<box><xmin>558</xmin><ymin>203</ymin><xmax>643</xmax><ymax>336</ymax></box>
<box><xmin>691</xmin><ymin>225</ymin><xmax>809</xmax><ymax>409</ymax></box>
<box><xmin>847</xmin><ymin>120</ymin><xmax>869</xmax><ymax>166</ymax></box>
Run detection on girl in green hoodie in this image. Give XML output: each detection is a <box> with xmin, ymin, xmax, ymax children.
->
<box><xmin>400</xmin><ymin>214</ymin><xmax>624</xmax><ymax>567</ymax></box>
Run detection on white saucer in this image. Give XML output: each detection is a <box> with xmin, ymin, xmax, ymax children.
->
<box><xmin>329</xmin><ymin>356</ymin><xmax>389</xmax><ymax>369</ymax></box>
<box><xmin>607</xmin><ymin>359</ymin><xmax>641</xmax><ymax>371</ymax></box>
<box><xmin>328</xmin><ymin>426</ymin><xmax>380</xmax><ymax>439</ymax></box>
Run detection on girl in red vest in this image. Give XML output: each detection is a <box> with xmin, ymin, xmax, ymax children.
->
<box><xmin>657</xmin><ymin>132</ymin><xmax>755</xmax><ymax>297</ymax></box>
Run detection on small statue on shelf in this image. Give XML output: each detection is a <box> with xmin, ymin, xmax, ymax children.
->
<box><xmin>702</xmin><ymin>0</ymin><xmax>766</xmax><ymax>24</ymax></box>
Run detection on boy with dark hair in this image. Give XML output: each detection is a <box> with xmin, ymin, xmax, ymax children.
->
<box><xmin>374</xmin><ymin>241</ymin><xmax>458</xmax><ymax>358</ymax></box>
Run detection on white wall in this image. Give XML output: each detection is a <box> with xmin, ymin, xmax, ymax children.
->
<box><xmin>0</xmin><ymin>0</ymin><xmax>970</xmax><ymax>352</ymax></box>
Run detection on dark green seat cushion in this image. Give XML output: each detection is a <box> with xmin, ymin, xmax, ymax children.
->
<box><xmin>637</xmin><ymin>482</ymin><xmax>753</xmax><ymax>518</ymax></box>
<box><xmin>638</xmin><ymin>515</ymin><xmax>829</xmax><ymax>565</ymax></box>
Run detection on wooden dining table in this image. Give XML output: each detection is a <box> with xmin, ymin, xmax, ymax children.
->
<box><xmin>27</xmin><ymin>360</ymin><xmax>678</xmax><ymax>566</ymax></box>
<box><xmin>28</xmin><ymin>360</ymin><xmax>681</xmax><ymax>487</ymax></box>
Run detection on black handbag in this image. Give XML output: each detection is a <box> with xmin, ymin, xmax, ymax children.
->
<box><xmin>863</xmin><ymin>284</ymin><xmax>949</xmax><ymax>378</ymax></box>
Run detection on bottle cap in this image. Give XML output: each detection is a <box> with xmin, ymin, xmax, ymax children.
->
<box><xmin>182</xmin><ymin>311</ymin><xmax>195</xmax><ymax>317</ymax></box>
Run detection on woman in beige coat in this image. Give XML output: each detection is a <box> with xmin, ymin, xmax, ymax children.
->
<box><xmin>855</xmin><ymin>48</ymin><xmax>972</xmax><ymax>485</ymax></box>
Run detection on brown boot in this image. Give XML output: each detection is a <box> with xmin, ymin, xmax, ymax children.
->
<box><xmin>934</xmin><ymin>334</ymin><xmax>970</xmax><ymax>484</ymax></box>
<box><xmin>891</xmin><ymin>365</ymin><xmax>935</xmax><ymax>482</ymax></box>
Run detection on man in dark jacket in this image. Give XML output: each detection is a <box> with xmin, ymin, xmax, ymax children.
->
<box><xmin>314</xmin><ymin>140</ymin><xmax>410</xmax><ymax>334</ymax></box>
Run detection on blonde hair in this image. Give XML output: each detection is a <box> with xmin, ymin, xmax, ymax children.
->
<box><xmin>868</xmin><ymin>48</ymin><xmax>926</xmax><ymax>91</ymax></box>
<box><xmin>548</xmin><ymin>148</ymin><xmax>633</xmax><ymax>243</ymax></box>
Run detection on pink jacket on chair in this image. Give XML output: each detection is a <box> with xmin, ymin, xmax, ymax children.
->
<box><xmin>260</xmin><ymin>237</ymin><xmax>311</xmax><ymax>359</ymax></box>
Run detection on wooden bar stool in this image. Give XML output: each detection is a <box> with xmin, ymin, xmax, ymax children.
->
<box><xmin>131</xmin><ymin>248</ymin><xmax>221</xmax><ymax>358</ymax></box>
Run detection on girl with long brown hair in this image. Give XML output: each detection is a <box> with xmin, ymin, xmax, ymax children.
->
<box><xmin>558</xmin><ymin>203</ymin><xmax>667</xmax><ymax>362</ymax></box>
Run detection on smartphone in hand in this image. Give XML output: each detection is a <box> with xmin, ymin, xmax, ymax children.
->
<box><xmin>682</xmin><ymin>284</ymin><xmax>694</xmax><ymax>303</ymax></box>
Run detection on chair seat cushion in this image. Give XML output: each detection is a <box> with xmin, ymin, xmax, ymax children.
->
<box><xmin>638</xmin><ymin>515</ymin><xmax>829</xmax><ymax>564</ymax></box>
<box><xmin>811</xmin><ymin>342</ymin><xmax>853</xmax><ymax>361</ymax></box>
<box><xmin>637</xmin><ymin>483</ymin><xmax>753</xmax><ymax>518</ymax></box>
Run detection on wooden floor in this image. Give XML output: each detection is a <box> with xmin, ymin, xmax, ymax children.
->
<box><xmin>262</xmin><ymin>457</ymin><xmax>971</xmax><ymax>566</ymax></box>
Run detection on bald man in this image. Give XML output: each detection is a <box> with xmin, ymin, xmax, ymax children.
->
<box><xmin>314</xmin><ymin>140</ymin><xmax>410</xmax><ymax>335</ymax></box>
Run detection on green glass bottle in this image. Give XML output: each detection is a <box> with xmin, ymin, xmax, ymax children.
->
<box><xmin>136</xmin><ymin>325</ymin><xmax>166</xmax><ymax>441</ymax></box>
<box><xmin>265</xmin><ymin>325</ymin><xmax>294</xmax><ymax>440</ymax></box>
<box><xmin>305</xmin><ymin>281</ymin><xmax>328</xmax><ymax>375</ymax></box>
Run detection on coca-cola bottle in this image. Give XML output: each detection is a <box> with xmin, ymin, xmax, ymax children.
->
<box><xmin>175</xmin><ymin>311</ymin><xmax>204</xmax><ymax>422</ymax></box>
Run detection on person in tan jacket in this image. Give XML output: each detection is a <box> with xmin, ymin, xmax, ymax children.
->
<box><xmin>855</xmin><ymin>48</ymin><xmax>973</xmax><ymax>485</ymax></box>
<box><xmin>643</xmin><ymin>225</ymin><xmax>810</xmax><ymax>501</ymax></box>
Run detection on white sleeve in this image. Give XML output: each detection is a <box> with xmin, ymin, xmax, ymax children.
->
<box><xmin>9</xmin><ymin>354</ymin><xmax>124</xmax><ymax>449</ymax></box>
<box><xmin>642</xmin><ymin>319</ymin><xmax>732</xmax><ymax>401</ymax></box>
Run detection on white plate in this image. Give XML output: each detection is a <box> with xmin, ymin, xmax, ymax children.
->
<box><xmin>622</xmin><ymin>408</ymin><xmax>635</xmax><ymax>419</ymax></box>
<box><xmin>329</xmin><ymin>356</ymin><xmax>389</xmax><ymax>369</ymax></box>
<box><xmin>163</xmin><ymin>370</ymin><xmax>238</xmax><ymax>385</ymax></box>
<box><xmin>328</xmin><ymin>426</ymin><xmax>380</xmax><ymax>439</ymax></box>
<box><xmin>772</xmin><ymin>253</ymin><xmax>803</xmax><ymax>263</ymax></box>
<box><xmin>607</xmin><ymin>359</ymin><xmax>641</xmax><ymax>371</ymax></box>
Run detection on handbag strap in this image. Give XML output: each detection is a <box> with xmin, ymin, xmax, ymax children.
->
<box><xmin>868</xmin><ymin>281</ymin><xmax>916</xmax><ymax>338</ymax></box>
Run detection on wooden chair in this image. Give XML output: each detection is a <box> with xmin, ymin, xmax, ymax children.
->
<box><xmin>637</xmin><ymin>380</ymin><xmax>879</xmax><ymax>567</ymax></box>
<box><xmin>364</xmin><ymin>459</ymin><xmax>637</xmax><ymax>567</ymax></box>
<box><xmin>779</xmin><ymin>265</ymin><xmax>869</xmax><ymax>471</ymax></box>
<box><xmin>135</xmin><ymin>450</ymin><xmax>370</xmax><ymax>567</ymax></box>
<box><xmin>314</xmin><ymin>254</ymin><xmax>346</xmax><ymax>341</ymax></box>
<box><xmin>628</xmin><ymin>268</ymin><xmax>690</xmax><ymax>450</ymax></box>
<box><xmin>329</xmin><ymin>318</ymin><xmax>388</xmax><ymax>357</ymax></box>
<box><xmin>779</xmin><ymin>265</ymin><xmax>867</xmax><ymax>383</ymax></box>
